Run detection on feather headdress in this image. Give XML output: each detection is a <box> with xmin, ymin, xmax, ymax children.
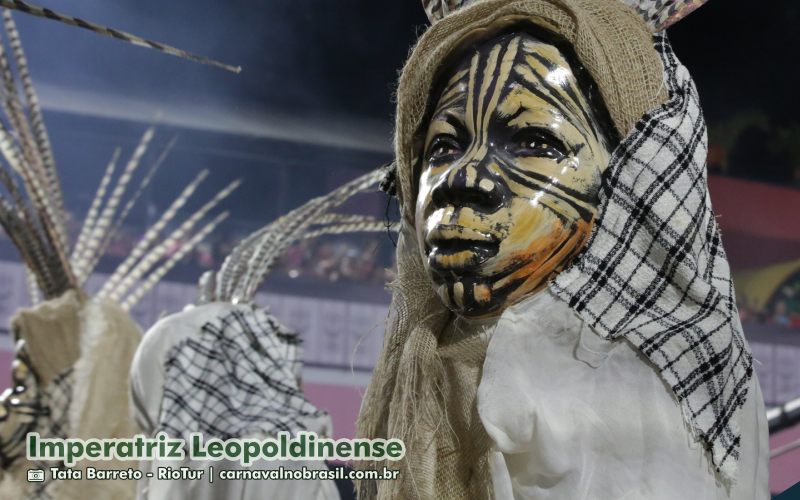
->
<box><xmin>211</xmin><ymin>164</ymin><xmax>395</xmax><ymax>305</ymax></box>
<box><xmin>0</xmin><ymin>9</ymin><xmax>238</xmax><ymax>310</ymax></box>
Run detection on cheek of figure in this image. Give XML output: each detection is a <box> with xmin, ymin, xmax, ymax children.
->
<box><xmin>415</xmin><ymin>31</ymin><xmax>614</xmax><ymax>317</ymax></box>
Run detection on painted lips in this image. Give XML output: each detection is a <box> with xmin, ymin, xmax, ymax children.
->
<box><xmin>426</xmin><ymin>225</ymin><xmax>499</xmax><ymax>272</ymax></box>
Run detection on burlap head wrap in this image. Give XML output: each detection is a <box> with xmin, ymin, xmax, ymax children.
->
<box><xmin>393</xmin><ymin>0</ymin><xmax>667</xmax><ymax>221</ymax></box>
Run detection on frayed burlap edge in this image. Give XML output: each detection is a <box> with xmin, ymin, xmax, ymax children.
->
<box><xmin>356</xmin><ymin>224</ymin><xmax>495</xmax><ymax>500</ymax></box>
<box><xmin>394</xmin><ymin>0</ymin><xmax>668</xmax><ymax>221</ymax></box>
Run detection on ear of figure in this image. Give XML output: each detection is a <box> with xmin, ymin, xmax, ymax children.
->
<box><xmin>415</xmin><ymin>29</ymin><xmax>615</xmax><ymax>316</ymax></box>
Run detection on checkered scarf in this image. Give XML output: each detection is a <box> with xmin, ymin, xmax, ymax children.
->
<box><xmin>551</xmin><ymin>34</ymin><xmax>752</xmax><ymax>482</ymax></box>
<box><xmin>156</xmin><ymin>306</ymin><xmax>328</xmax><ymax>440</ymax></box>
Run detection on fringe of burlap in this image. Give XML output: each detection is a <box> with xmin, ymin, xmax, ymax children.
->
<box><xmin>356</xmin><ymin>226</ymin><xmax>493</xmax><ymax>499</ymax></box>
<box><xmin>393</xmin><ymin>0</ymin><xmax>667</xmax><ymax>221</ymax></box>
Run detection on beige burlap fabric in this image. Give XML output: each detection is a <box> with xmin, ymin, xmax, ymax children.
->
<box><xmin>356</xmin><ymin>226</ymin><xmax>493</xmax><ymax>499</ymax></box>
<box><xmin>393</xmin><ymin>0</ymin><xmax>667</xmax><ymax>221</ymax></box>
<box><xmin>2</xmin><ymin>296</ymin><xmax>141</xmax><ymax>500</ymax></box>
<box><xmin>11</xmin><ymin>289</ymin><xmax>85</xmax><ymax>386</ymax></box>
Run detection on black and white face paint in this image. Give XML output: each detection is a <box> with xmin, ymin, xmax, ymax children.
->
<box><xmin>415</xmin><ymin>31</ymin><xmax>614</xmax><ymax>316</ymax></box>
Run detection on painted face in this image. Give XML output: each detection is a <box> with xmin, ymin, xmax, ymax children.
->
<box><xmin>0</xmin><ymin>341</ymin><xmax>43</xmax><ymax>467</ymax></box>
<box><xmin>415</xmin><ymin>32</ymin><xmax>614</xmax><ymax>316</ymax></box>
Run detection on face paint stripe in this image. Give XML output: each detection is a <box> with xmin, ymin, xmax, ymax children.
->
<box><xmin>465</xmin><ymin>51</ymin><xmax>479</xmax><ymax>136</ymax></box>
<box><xmin>493</xmin><ymin>221</ymin><xmax>586</xmax><ymax>295</ymax></box>
<box><xmin>503</xmin><ymin>173</ymin><xmax>583</xmax><ymax>225</ymax></box>
<box><xmin>503</xmin><ymin>166</ymin><xmax>594</xmax><ymax>221</ymax></box>
<box><xmin>513</xmin><ymin>64</ymin><xmax>587</xmax><ymax>138</ymax></box>
<box><xmin>480</xmin><ymin>37</ymin><xmax>519</xmax><ymax>151</ymax></box>
<box><xmin>434</xmin><ymin>70</ymin><xmax>469</xmax><ymax>115</ymax></box>
<box><xmin>526</xmin><ymin>50</ymin><xmax>602</xmax><ymax>144</ymax></box>
<box><xmin>475</xmin><ymin>41</ymin><xmax>504</xmax><ymax>149</ymax></box>
<box><xmin>504</xmin><ymin>161</ymin><xmax>598</xmax><ymax>207</ymax></box>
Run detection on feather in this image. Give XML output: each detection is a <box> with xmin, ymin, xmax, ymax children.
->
<box><xmin>70</xmin><ymin>147</ymin><xmax>119</xmax><ymax>267</ymax></box>
<box><xmin>106</xmin><ymin>178</ymin><xmax>239</xmax><ymax>301</ymax></box>
<box><xmin>0</xmin><ymin>159</ymin><xmax>24</xmax><ymax>209</ymax></box>
<box><xmin>0</xmin><ymin>119</ymin><xmax>71</xmax><ymax>285</ymax></box>
<box><xmin>97</xmin><ymin>168</ymin><xmax>208</xmax><ymax>297</ymax></box>
<box><xmin>73</xmin><ymin>127</ymin><xmax>154</xmax><ymax>282</ymax></box>
<box><xmin>0</xmin><ymin>195</ymin><xmax>53</xmax><ymax>294</ymax></box>
<box><xmin>120</xmin><ymin>211</ymin><xmax>229</xmax><ymax>310</ymax></box>
<box><xmin>23</xmin><ymin>264</ymin><xmax>40</xmax><ymax>304</ymax></box>
<box><xmin>0</xmin><ymin>1</ymin><xmax>241</xmax><ymax>73</ymax></box>
<box><xmin>311</xmin><ymin>213</ymin><xmax>380</xmax><ymax>226</ymax></box>
<box><xmin>84</xmin><ymin>138</ymin><xmax>176</xmax><ymax>275</ymax></box>
<box><xmin>300</xmin><ymin>221</ymin><xmax>396</xmax><ymax>240</ymax></box>
<box><xmin>229</xmin><ymin>168</ymin><xmax>384</xmax><ymax>301</ymax></box>
<box><xmin>0</xmin><ymin>37</ymin><xmax>70</xmax><ymax>266</ymax></box>
<box><xmin>3</xmin><ymin>10</ymin><xmax>63</xmax><ymax>230</ymax></box>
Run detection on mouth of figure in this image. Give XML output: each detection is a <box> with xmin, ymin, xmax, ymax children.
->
<box><xmin>426</xmin><ymin>225</ymin><xmax>499</xmax><ymax>272</ymax></box>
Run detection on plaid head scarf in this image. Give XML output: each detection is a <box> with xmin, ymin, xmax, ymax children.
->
<box><xmin>154</xmin><ymin>304</ymin><xmax>329</xmax><ymax>441</ymax></box>
<box><xmin>551</xmin><ymin>33</ymin><xmax>752</xmax><ymax>481</ymax></box>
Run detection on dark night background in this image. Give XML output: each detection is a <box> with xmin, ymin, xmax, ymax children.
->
<box><xmin>1</xmin><ymin>0</ymin><xmax>798</xmax><ymax>285</ymax></box>
<box><xmin>11</xmin><ymin>0</ymin><xmax>799</xmax><ymax>156</ymax></box>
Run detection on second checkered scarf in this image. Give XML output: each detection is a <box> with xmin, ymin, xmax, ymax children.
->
<box><xmin>156</xmin><ymin>305</ymin><xmax>328</xmax><ymax>440</ymax></box>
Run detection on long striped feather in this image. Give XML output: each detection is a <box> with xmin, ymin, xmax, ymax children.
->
<box><xmin>3</xmin><ymin>10</ymin><xmax>63</xmax><ymax>232</ymax></box>
<box><xmin>23</xmin><ymin>264</ymin><xmax>40</xmax><ymax>304</ymax></box>
<box><xmin>73</xmin><ymin>127</ymin><xmax>154</xmax><ymax>282</ymax></box>
<box><xmin>312</xmin><ymin>213</ymin><xmax>380</xmax><ymax>225</ymax></box>
<box><xmin>0</xmin><ymin>118</ymin><xmax>71</xmax><ymax>285</ymax></box>
<box><xmin>300</xmin><ymin>221</ymin><xmax>395</xmax><ymax>240</ymax></box>
<box><xmin>69</xmin><ymin>147</ymin><xmax>119</xmax><ymax>266</ymax></box>
<box><xmin>0</xmin><ymin>195</ymin><xmax>54</xmax><ymax>293</ymax></box>
<box><xmin>97</xmin><ymin>168</ymin><xmax>208</xmax><ymax>296</ymax></box>
<box><xmin>106</xmin><ymin>178</ymin><xmax>240</xmax><ymax>301</ymax></box>
<box><xmin>0</xmin><ymin>159</ymin><xmax>24</xmax><ymax>208</ymax></box>
<box><xmin>216</xmin><ymin>196</ymin><xmax>328</xmax><ymax>300</ymax></box>
<box><xmin>233</xmin><ymin>168</ymin><xmax>383</xmax><ymax>301</ymax></box>
<box><xmin>0</xmin><ymin>84</ymin><xmax>66</xmax><ymax>257</ymax></box>
<box><xmin>85</xmin><ymin>138</ymin><xmax>176</xmax><ymax>274</ymax></box>
<box><xmin>120</xmin><ymin>211</ymin><xmax>229</xmax><ymax>310</ymax></box>
<box><xmin>0</xmin><ymin>0</ymin><xmax>241</xmax><ymax>73</ymax></box>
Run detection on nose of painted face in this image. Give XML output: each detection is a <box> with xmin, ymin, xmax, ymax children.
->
<box><xmin>415</xmin><ymin>30</ymin><xmax>615</xmax><ymax>317</ymax></box>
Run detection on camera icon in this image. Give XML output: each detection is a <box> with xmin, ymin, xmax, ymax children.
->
<box><xmin>27</xmin><ymin>469</ymin><xmax>45</xmax><ymax>482</ymax></box>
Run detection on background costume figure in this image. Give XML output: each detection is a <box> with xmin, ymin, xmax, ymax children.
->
<box><xmin>130</xmin><ymin>167</ymin><xmax>393</xmax><ymax>500</ymax></box>
<box><xmin>0</xmin><ymin>8</ymin><xmax>237</xmax><ymax>498</ymax></box>
<box><xmin>357</xmin><ymin>0</ymin><xmax>769</xmax><ymax>498</ymax></box>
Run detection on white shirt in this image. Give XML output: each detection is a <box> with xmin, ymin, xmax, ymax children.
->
<box><xmin>478</xmin><ymin>291</ymin><xmax>769</xmax><ymax>500</ymax></box>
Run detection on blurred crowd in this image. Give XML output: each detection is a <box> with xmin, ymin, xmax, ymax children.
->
<box><xmin>739</xmin><ymin>281</ymin><xmax>800</xmax><ymax>330</ymax></box>
<box><xmin>0</xmin><ymin>220</ymin><xmax>396</xmax><ymax>287</ymax></box>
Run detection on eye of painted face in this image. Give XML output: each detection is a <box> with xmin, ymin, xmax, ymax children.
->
<box><xmin>427</xmin><ymin>133</ymin><xmax>464</xmax><ymax>165</ymax></box>
<box><xmin>507</xmin><ymin>127</ymin><xmax>568</xmax><ymax>161</ymax></box>
<box><xmin>414</xmin><ymin>31</ymin><xmax>613</xmax><ymax>317</ymax></box>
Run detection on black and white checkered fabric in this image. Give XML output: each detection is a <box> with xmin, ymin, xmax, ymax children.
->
<box><xmin>551</xmin><ymin>34</ymin><xmax>752</xmax><ymax>481</ymax></box>
<box><xmin>24</xmin><ymin>369</ymin><xmax>74</xmax><ymax>500</ymax></box>
<box><xmin>157</xmin><ymin>306</ymin><xmax>328</xmax><ymax>440</ymax></box>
